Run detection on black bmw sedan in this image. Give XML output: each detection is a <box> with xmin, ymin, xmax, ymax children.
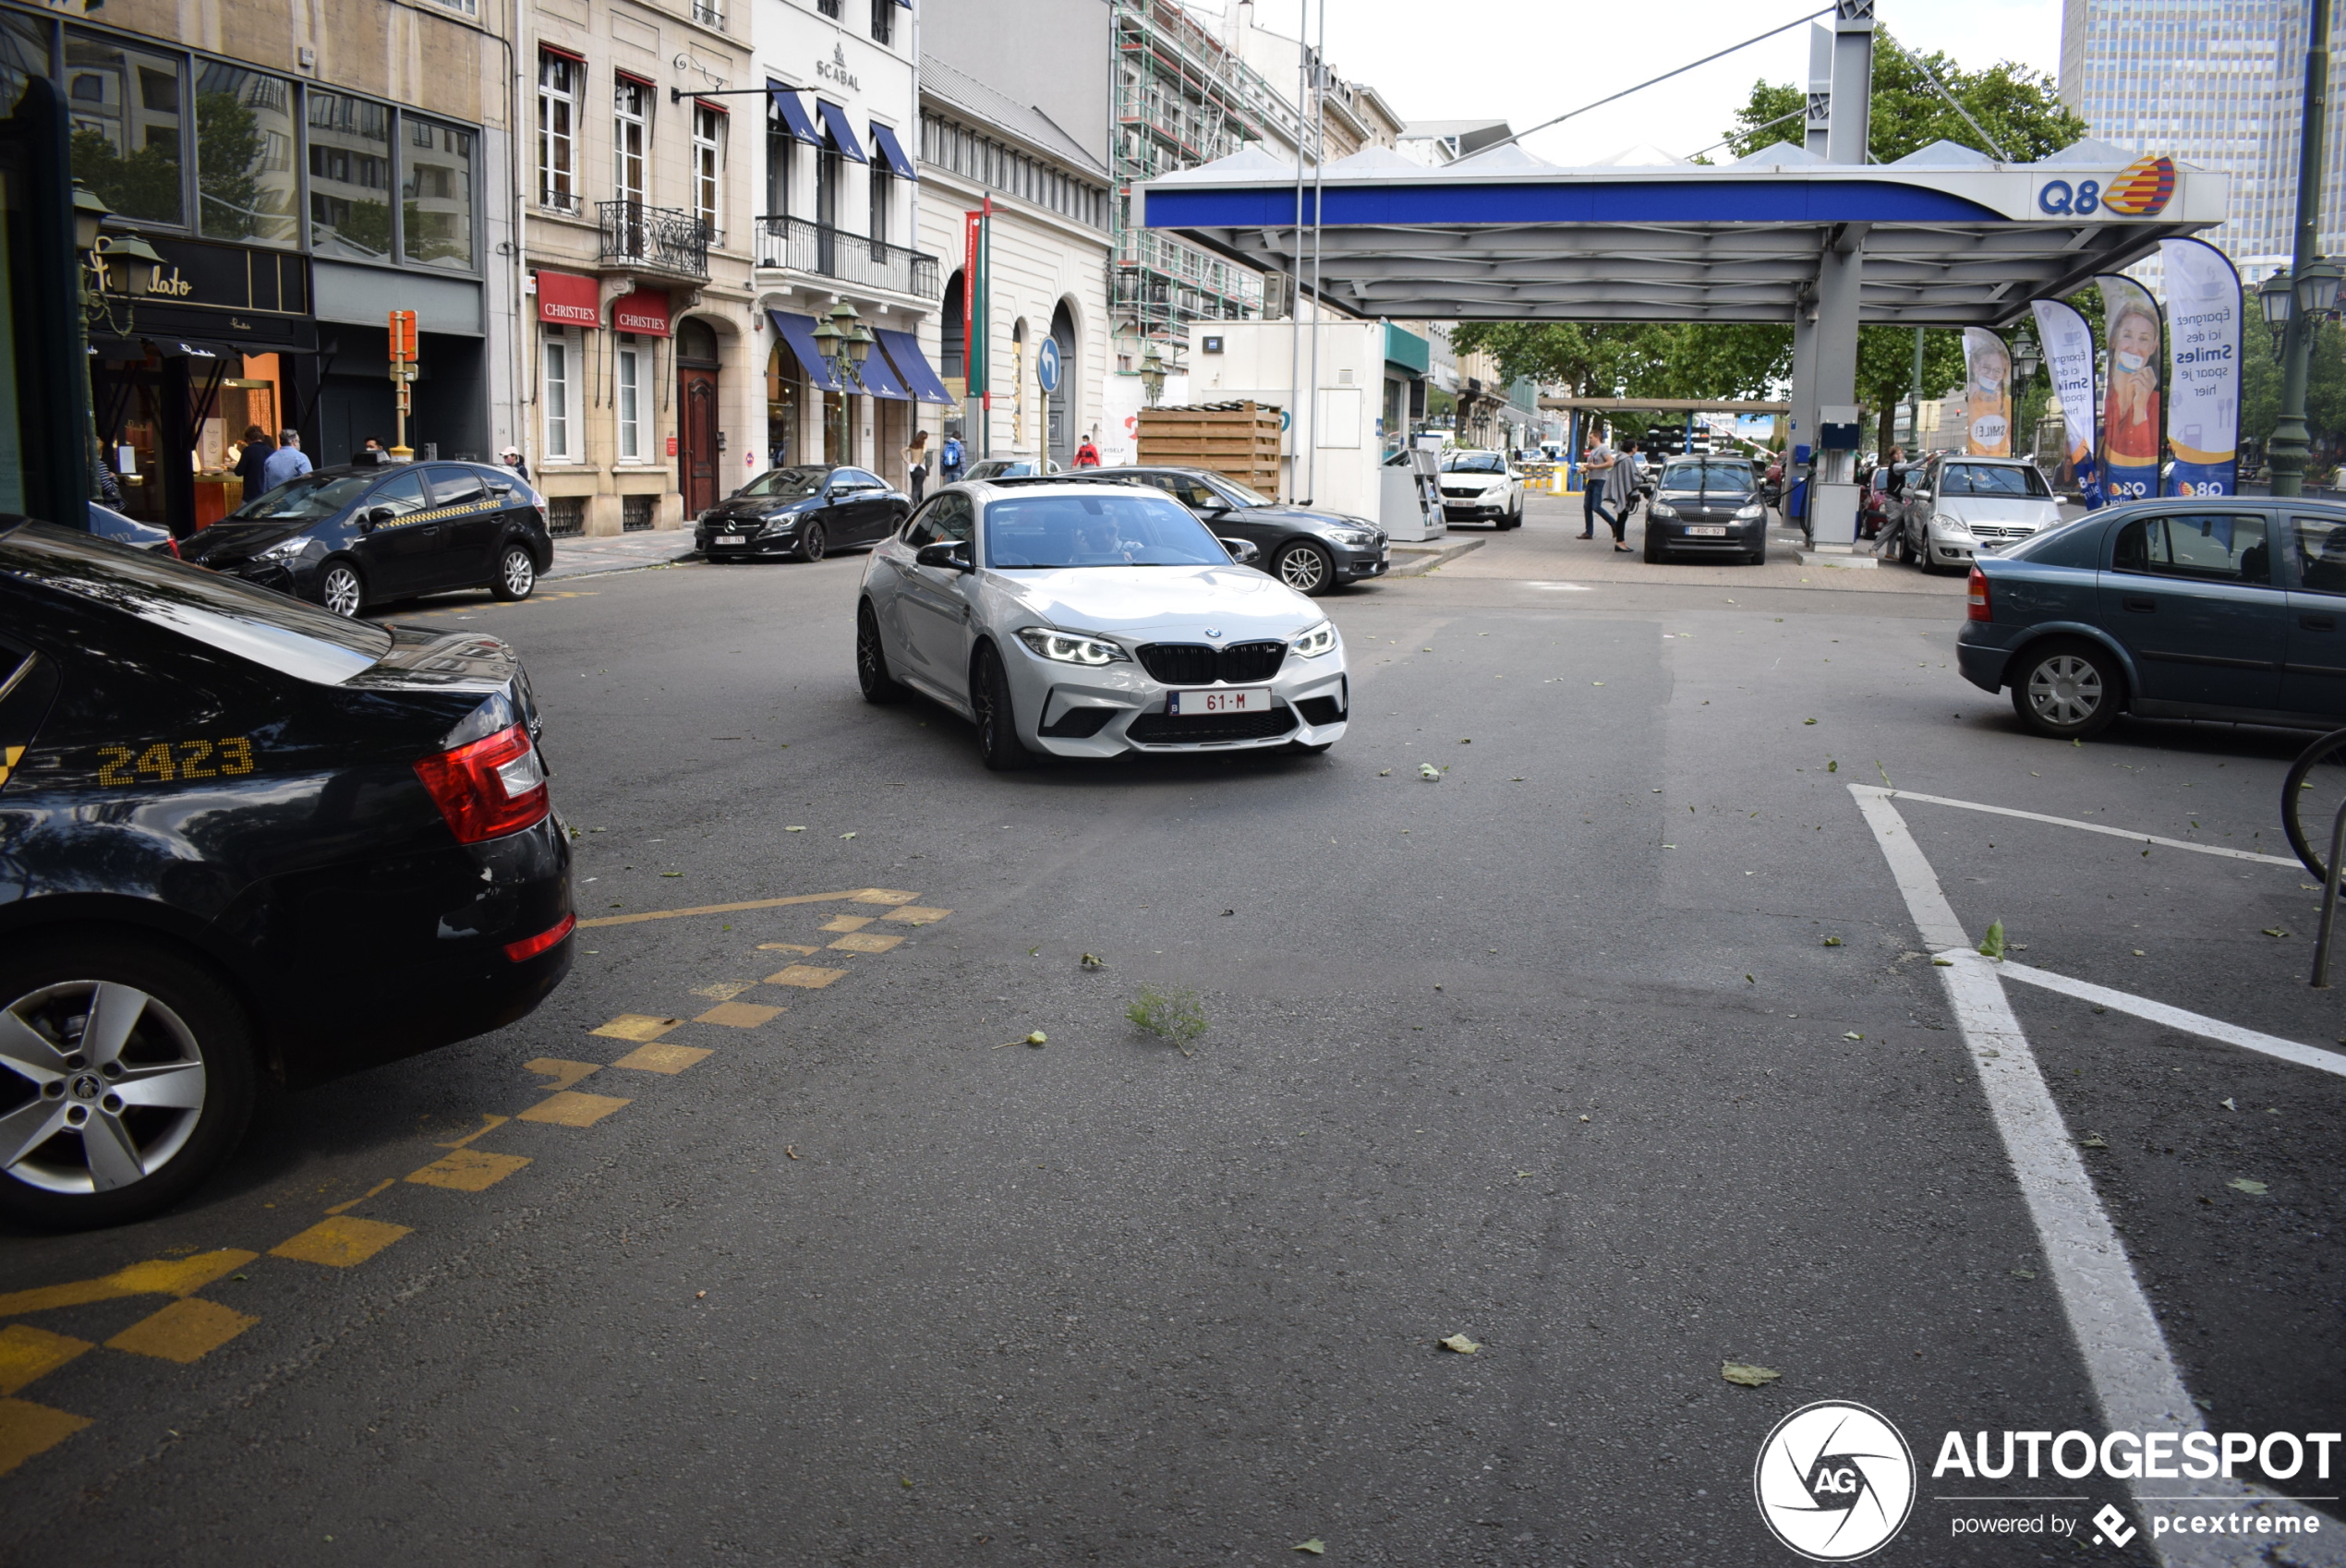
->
<box><xmin>1086</xmin><ymin>465</ymin><xmax>1388</xmax><ymax>596</ymax></box>
<box><xmin>695</xmin><ymin>464</ymin><xmax>911</xmax><ymax>562</ymax></box>
<box><xmin>0</xmin><ymin>518</ymin><xmax>574</xmax><ymax>1228</ymax></box>
<box><xmin>184</xmin><ymin>460</ymin><xmax>553</xmax><ymax>618</ymax></box>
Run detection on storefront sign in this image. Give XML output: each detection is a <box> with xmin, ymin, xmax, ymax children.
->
<box><xmin>537</xmin><ymin>270</ymin><xmax>599</xmax><ymax>326</ymax></box>
<box><xmin>612</xmin><ymin>290</ymin><xmax>671</xmax><ymax>337</ymax></box>
<box><xmin>89</xmin><ymin>233</ymin><xmax>316</xmax><ymax>353</ymax></box>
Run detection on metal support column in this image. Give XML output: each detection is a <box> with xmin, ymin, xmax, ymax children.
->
<box><xmin>1787</xmin><ymin>289</ymin><xmax>1818</xmax><ymax>526</ymax></box>
<box><xmin>1812</xmin><ymin>223</ymin><xmax>1868</xmax><ymax>540</ymax></box>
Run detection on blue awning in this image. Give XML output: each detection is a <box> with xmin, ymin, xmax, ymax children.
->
<box><xmin>767</xmin><ymin>309</ymin><xmax>842</xmax><ymax>392</ymax></box>
<box><xmin>870</xmin><ymin>122</ymin><xmax>916</xmax><ymax>181</ymax></box>
<box><xmin>816</xmin><ymin>101</ymin><xmax>866</xmax><ymax>163</ymax></box>
<box><xmin>875</xmin><ymin>328</ymin><xmax>954</xmax><ymax>405</ymax></box>
<box><xmin>768</xmin><ymin>85</ymin><xmax>821</xmax><ymax>148</ymax></box>
<box><xmin>847</xmin><ymin>341</ymin><xmax>912</xmax><ymax>401</ymax></box>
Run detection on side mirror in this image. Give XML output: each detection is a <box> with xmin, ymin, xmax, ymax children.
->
<box><xmin>915</xmin><ymin>540</ymin><xmax>973</xmax><ymax>573</ymax></box>
<box><xmin>360</xmin><ymin>506</ymin><xmax>392</xmax><ymax>530</ymax></box>
<box><xmin>1218</xmin><ymin>537</ymin><xmax>1261</xmax><ymax>567</ymax></box>
<box><xmin>490</xmin><ymin>482</ymin><xmax>514</xmax><ymax>498</ymax></box>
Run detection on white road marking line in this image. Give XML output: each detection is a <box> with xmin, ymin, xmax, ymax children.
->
<box><xmin>1986</xmin><ymin>957</ymin><xmax>2346</xmax><ymax>1080</ymax></box>
<box><xmin>1850</xmin><ymin>784</ymin><xmax>2341</xmax><ymax>1566</ymax></box>
<box><xmin>1860</xmin><ymin>784</ymin><xmax>2300</xmax><ymax>868</ymax></box>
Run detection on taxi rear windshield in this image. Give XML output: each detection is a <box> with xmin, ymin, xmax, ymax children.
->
<box><xmin>0</xmin><ymin>518</ymin><xmax>391</xmax><ymax>683</ymax></box>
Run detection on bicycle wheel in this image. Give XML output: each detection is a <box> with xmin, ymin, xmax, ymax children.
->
<box><xmin>2281</xmin><ymin>727</ymin><xmax>2346</xmax><ymax>881</ymax></box>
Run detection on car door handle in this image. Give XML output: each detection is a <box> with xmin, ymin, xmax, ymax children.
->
<box><xmin>2122</xmin><ymin>597</ymin><xmax>2158</xmax><ymax>613</ymax></box>
<box><xmin>2303</xmin><ymin>614</ymin><xmax>2338</xmax><ymax>632</ymax></box>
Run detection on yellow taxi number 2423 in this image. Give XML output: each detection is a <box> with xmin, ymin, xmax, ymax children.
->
<box><xmin>96</xmin><ymin>737</ymin><xmax>257</xmax><ymax>786</ymax></box>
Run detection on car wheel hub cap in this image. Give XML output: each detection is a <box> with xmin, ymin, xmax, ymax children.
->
<box><xmin>0</xmin><ymin>981</ymin><xmax>206</xmax><ymax>1194</ymax></box>
<box><xmin>2031</xmin><ymin>657</ymin><xmax>2100</xmax><ymax>723</ymax></box>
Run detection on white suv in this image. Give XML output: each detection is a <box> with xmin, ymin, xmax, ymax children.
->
<box><xmin>1437</xmin><ymin>450</ymin><xmax>1525</xmax><ymax>529</ymax></box>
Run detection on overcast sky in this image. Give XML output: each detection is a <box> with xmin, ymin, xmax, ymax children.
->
<box><xmin>1205</xmin><ymin>1</ymin><xmax>2069</xmax><ymax>166</ymax></box>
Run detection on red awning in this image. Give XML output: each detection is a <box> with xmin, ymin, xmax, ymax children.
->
<box><xmin>614</xmin><ymin>67</ymin><xmax>655</xmax><ymax>88</ymax></box>
<box><xmin>694</xmin><ymin>96</ymin><xmax>730</xmax><ymax>115</ymax></box>
<box><xmin>536</xmin><ymin>269</ymin><xmax>599</xmax><ymax>327</ymax></box>
<box><xmin>538</xmin><ymin>42</ymin><xmax>586</xmax><ymax>65</ymax></box>
<box><xmin>611</xmin><ymin>290</ymin><xmax>671</xmax><ymax>337</ymax></box>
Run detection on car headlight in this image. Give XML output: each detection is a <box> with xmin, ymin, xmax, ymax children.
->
<box><xmin>1934</xmin><ymin>513</ymin><xmax>1973</xmax><ymax>537</ymax></box>
<box><xmin>1735</xmin><ymin>504</ymin><xmax>1764</xmax><ymax>520</ymax></box>
<box><xmin>1015</xmin><ymin>627</ymin><xmax>1130</xmax><ymax>666</ymax></box>
<box><xmin>1330</xmin><ymin>529</ymin><xmax>1376</xmax><ymax>549</ymax></box>
<box><xmin>257</xmin><ymin>536</ymin><xmax>309</xmax><ymax>561</ymax></box>
<box><xmin>1649</xmin><ymin>502</ymin><xmax>1677</xmax><ymax>520</ymax></box>
<box><xmin>1291</xmin><ymin>621</ymin><xmax>1338</xmax><ymax>658</ymax></box>
<box><xmin>760</xmin><ymin>513</ymin><xmax>796</xmax><ymax>533</ymax></box>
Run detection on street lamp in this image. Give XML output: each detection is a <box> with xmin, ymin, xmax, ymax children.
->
<box><xmin>2012</xmin><ymin>330</ymin><xmax>2040</xmax><ymax>388</ymax></box>
<box><xmin>2261</xmin><ymin>267</ymin><xmax>2296</xmax><ymax>351</ymax></box>
<box><xmin>2268</xmin><ymin>0</ymin><xmax>2334</xmax><ymax>498</ymax></box>
<box><xmin>98</xmin><ymin>231</ymin><xmax>162</xmax><ymax>299</ymax></box>
<box><xmin>1139</xmin><ymin>343</ymin><xmax>1167</xmax><ymax>406</ymax></box>
<box><xmin>71</xmin><ymin>182</ymin><xmax>107</xmax><ymax>252</ymax></box>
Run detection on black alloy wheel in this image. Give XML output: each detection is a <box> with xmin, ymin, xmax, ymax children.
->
<box><xmin>856</xmin><ymin>602</ymin><xmax>907</xmax><ymax>704</ymax></box>
<box><xmin>0</xmin><ymin>935</ymin><xmax>259</xmax><ymax>1230</ymax></box>
<box><xmin>1275</xmin><ymin>542</ymin><xmax>1334</xmax><ymax>596</ymax></box>
<box><xmin>1747</xmin><ymin>539</ymin><xmax>1769</xmax><ymax>566</ymax></box>
<box><xmin>2009</xmin><ymin>639</ymin><xmax>2123</xmax><ymax>741</ymax></box>
<box><xmin>1641</xmin><ymin>527</ymin><xmax>1666</xmax><ymax>564</ymax></box>
<box><xmin>972</xmin><ymin>644</ymin><xmax>1032</xmax><ymax>771</ymax></box>
<box><xmin>318</xmin><ymin>561</ymin><xmax>365</xmax><ymax>618</ymax></box>
<box><xmin>491</xmin><ymin>544</ymin><xmax>537</xmax><ymax>601</ymax></box>
<box><xmin>797</xmin><ymin>522</ymin><xmax>827</xmax><ymax>562</ymax></box>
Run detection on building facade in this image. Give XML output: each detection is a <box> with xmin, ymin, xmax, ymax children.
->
<box><xmin>2059</xmin><ymin>0</ymin><xmax>2345</xmax><ymax>284</ymax></box>
<box><xmin>6</xmin><ymin>0</ymin><xmax>512</xmax><ymax>533</ymax></box>
<box><xmin>916</xmin><ymin>0</ymin><xmax>1112</xmax><ymax>469</ymax></box>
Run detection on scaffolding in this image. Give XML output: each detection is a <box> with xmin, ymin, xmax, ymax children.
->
<box><xmin>1110</xmin><ymin>0</ymin><xmax>1299</xmax><ymax>364</ymax></box>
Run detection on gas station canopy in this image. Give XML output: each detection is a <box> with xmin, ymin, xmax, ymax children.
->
<box><xmin>1137</xmin><ymin>139</ymin><xmax>2226</xmax><ymax>328</ymax></box>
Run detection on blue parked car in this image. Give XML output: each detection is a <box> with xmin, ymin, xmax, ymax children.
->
<box><xmin>1957</xmin><ymin>498</ymin><xmax>2346</xmax><ymax>740</ymax></box>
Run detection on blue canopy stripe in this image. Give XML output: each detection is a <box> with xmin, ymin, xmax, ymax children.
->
<box><xmin>848</xmin><ymin>341</ymin><xmax>913</xmax><ymax>401</ymax></box>
<box><xmin>767</xmin><ymin>310</ymin><xmax>844</xmax><ymax>393</ymax></box>
<box><xmin>875</xmin><ymin>328</ymin><xmax>955</xmax><ymax>405</ymax></box>
<box><xmin>870</xmin><ymin>122</ymin><xmax>917</xmax><ymax>182</ymax></box>
<box><xmin>768</xmin><ymin>85</ymin><xmax>822</xmax><ymax>148</ymax></box>
<box><xmin>817</xmin><ymin>101</ymin><xmax>867</xmax><ymax>164</ymax></box>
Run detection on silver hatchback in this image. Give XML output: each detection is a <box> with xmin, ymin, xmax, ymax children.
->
<box><xmin>1893</xmin><ymin>454</ymin><xmax>2063</xmax><ymax>572</ymax></box>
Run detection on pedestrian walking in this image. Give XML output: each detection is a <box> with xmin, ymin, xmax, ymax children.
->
<box><xmin>1578</xmin><ymin>435</ymin><xmax>1617</xmax><ymax>540</ymax></box>
<box><xmin>940</xmin><ymin>431</ymin><xmax>965</xmax><ymax>484</ymax></box>
<box><xmin>1603</xmin><ymin>436</ymin><xmax>1638</xmax><ymax>550</ymax></box>
<box><xmin>904</xmin><ymin>429</ymin><xmax>930</xmax><ymax>502</ymax></box>
<box><xmin>1073</xmin><ymin>430</ymin><xmax>1101</xmax><ymax>468</ymax></box>
<box><xmin>499</xmin><ymin>445</ymin><xmax>530</xmax><ymax>484</ymax></box>
<box><xmin>260</xmin><ymin>429</ymin><xmax>310</xmax><ymax>492</ymax></box>
<box><xmin>233</xmin><ymin>425</ymin><xmax>273</xmax><ymax>497</ymax></box>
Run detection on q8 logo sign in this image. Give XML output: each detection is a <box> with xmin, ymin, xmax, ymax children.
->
<box><xmin>1753</xmin><ymin>1401</ymin><xmax>1917</xmax><ymax>1561</ymax></box>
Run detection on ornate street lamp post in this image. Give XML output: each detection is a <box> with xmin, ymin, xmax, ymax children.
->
<box><xmin>2269</xmin><ymin>0</ymin><xmax>2336</xmax><ymax>498</ymax></box>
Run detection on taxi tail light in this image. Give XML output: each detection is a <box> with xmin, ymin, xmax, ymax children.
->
<box><xmin>1967</xmin><ymin>566</ymin><xmax>1992</xmax><ymax>621</ymax></box>
<box><xmin>504</xmin><ymin>911</ymin><xmax>575</xmax><ymax>962</ymax></box>
<box><xmin>413</xmin><ymin>722</ymin><xmax>550</xmax><ymax>842</ymax></box>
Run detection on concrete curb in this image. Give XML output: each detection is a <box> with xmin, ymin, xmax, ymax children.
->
<box><xmin>1386</xmin><ymin>537</ymin><xmax>1488</xmax><ymax>577</ymax></box>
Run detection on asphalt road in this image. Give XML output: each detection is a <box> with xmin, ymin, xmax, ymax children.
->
<box><xmin>2</xmin><ymin>497</ymin><xmax>2339</xmax><ymax>1567</ymax></box>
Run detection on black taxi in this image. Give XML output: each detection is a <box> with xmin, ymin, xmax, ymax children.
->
<box><xmin>0</xmin><ymin>517</ymin><xmax>574</xmax><ymax>1228</ymax></box>
<box><xmin>185</xmin><ymin>460</ymin><xmax>554</xmax><ymax>618</ymax></box>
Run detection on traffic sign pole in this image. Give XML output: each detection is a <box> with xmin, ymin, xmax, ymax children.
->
<box><xmin>388</xmin><ymin>310</ymin><xmax>417</xmax><ymax>459</ymax></box>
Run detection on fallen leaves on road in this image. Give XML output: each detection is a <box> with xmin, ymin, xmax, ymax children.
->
<box><xmin>785</xmin><ymin>1145</ymin><xmax>798</xmax><ymax>1159</ymax></box>
<box><xmin>2011</xmin><ymin>1268</ymin><xmax>2038</xmax><ymax>1280</ymax></box>
<box><xmin>1377</xmin><ymin>768</ymin><xmax>1392</xmax><ymax>777</ymax></box>
<box><xmin>1803</xmin><ymin>718</ymin><xmax>1817</xmax><ymax>725</ymax></box>
<box><xmin>1293</xmin><ymin>1541</ymin><xmax>1326</xmax><ymax>1557</ymax></box>
<box><xmin>2229</xmin><ymin>1178</ymin><xmax>2269</xmax><ymax>1195</ymax></box>
<box><xmin>2080</xmin><ymin>1133</ymin><xmax>2109</xmax><ymax>1149</ymax></box>
<box><xmin>1821</xmin><ymin>936</ymin><xmax>1843</xmax><ymax>947</ymax></box>
<box><xmin>840</xmin><ymin>832</ymin><xmax>857</xmax><ymax>839</ymax></box>
<box><xmin>1439</xmin><ymin>1334</ymin><xmax>1481</xmax><ymax>1354</ymax></box>
<box><xmin>1843</xmin><ymin>1031</ymin><xmax>1863</xmax><ymax>1042</ymax></box>
<box><xmin>2263</xmin><ymin>927</ymin><xmax>2291</xmax><ymax>938</ymax></box>
<box><xmin>786</xmin><ymin>826</ymin><xmax>805</xmax><ymax>833</ymax></box>
<box><xmin>1977</xmin><ymin>920</ymin><xmax>2007</xmax><ymax>960</ymax></box>
<box><xmin>1722</xmin><ymin>1362</ymin><xmax>1782</xmax><ymax>1388</ymax></box>
<box><xmin>1419</xmin><ymin>763</ymin><xmax>1442</xmax><ymax>780</ymax></box>
<box><xmin>1081</xmin><ymin>953</ymin><xmax>1106</xmax><ymax>970</ymax></box>
<box><xmin>2222</xmin><ymin>1097</ymin><xmax>2238</xmax><ymax>1111</ymax></box>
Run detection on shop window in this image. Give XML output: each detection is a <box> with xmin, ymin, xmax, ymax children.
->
<box><xmin>691</xmin><ymin>105</ymin><xmax>722</xmax><ymax>241</ymax></box>
<box><xmin>66</xmin><ymin>32</ymin><xmax>183</xmax><ymax>225</ymax></box>
<box><xmin>402</xmin><ymin>117</ymin><xmax>473</xmax><ymax>270</ymax></box>
<box><xmin>538</xmin><ymin>53</ymin><xmax>577</xmax><ymax>211</ymax></box>
<box><xmin>307</xmin><ymin>90</ymin><xmax>390</xmax><ymax>260</ymax></box>
<box><xmin>542</xmin><ymin>332</ymin><xmax>575</xmax><ymax>461</ymax></box>
<box><xmin>193</xmin><ymin>63</ymin><xmax>296</xmax><ymax>246</ymax></box>
<box><xmin>616</xmin><ymin>338</ymin><xmax>642</xmax><ymax>462</ymax></box>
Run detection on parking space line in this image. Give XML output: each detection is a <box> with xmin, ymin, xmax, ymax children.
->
<box><xmin>0</xmin><ymin>1399</ymin><xmax>91</xmax><ymax>1477</ymax></box>
<box><xmin>611</xmin><ymin>1043</ymin><xmax>713</xmax><ymax>1075</ymax></box>
<box><xmin>588</xmin><ymin>1015</ymin><xmax>680</xmax><ymax>1043</ymax></box>
<box><xmin>578</xmin><ymin>887</ymin><xmax>921</xmax><ymax>929</ymax></box>
<box><xmin>828</xmin><ymin>933</ymin><xmax>902</xmax><ymax>954</ymax></box>
<box><xmin>1874</xmin><ymin>786</ymin><xmax>2300</xmax><ymax>867</ymax></box>
<box><xmin>1986</xmin><ymin>957</ymin><xmax>2346</xmax><ymax>1080</ymax></box>
<box><xmin>692</xmin><ymin>1001</ymin><xmax>781</xmax><ymax>1027</ymax></box>
<box><xmin>270</xmin><ymin>1216</ymin><xmax>413</xmax><ymax>1269</ymax></box>
<box><xmin>324</xmin><ymin>1179</ymin><xmax>396</xmax><ymax>1215</ymax></box>
<box><xmin>879</xmin><ymin>905</ymin><xmax>950</xmax><ymax>924</ymax></box>
<box><xmin>515</xmin><ymin>1091</ymin><xmax>632</xmax><ymax>1128</ymax></box>
<box><xmin>0</xmin><ymin>1326</ymin><xmax>91</xmax><ymax>1395</ymax></box>
<box><xmin>820</xmin><ymin>915</ymin><xmax>874</xmax><ymax>933</ymax></box>
<box><xmin>1851</xmin><ymin>783</ymin><xmax>2340</xmax><ymax>1564</ymax></box>
<box><xmin>406</xmin><ymin>1148</ymin><xmax>533</xmax><ymax>1191</ymax></box>
<box><xmin>435</xmin><ymin>1113</ymin><xmax>509</xmax><ymax>1150</ymax></box>
<box><xmin>103</xmin><ymin>1298</ymin><xmax>259</xmax><ymax>1364</ymax></box>
<box><xmin>763</xmin><ymin>964</ymin><xmax>847</xmax><ymax>989</ymax></box>
<box><xmin>0</xmin><ymin>1250</ymin><xmax>259</xmax><ymax>1318</ymax></box>
<box><xmin>525</xmin><ymin>1058</ymin><xmax>608</xmax><ymax>1091</ymax></box>
<box><xmin>756</xmin><ymin>942</ymin><xmax>818</xmax><ymax>955</ymax></box>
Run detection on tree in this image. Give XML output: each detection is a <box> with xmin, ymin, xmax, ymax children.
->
<box><xmin>1724</xmin><ymin>31</ymin><xmax>2088</xmax><ymax>164</ymax></box>
<box><xmin>196</xmin><ymin>90</ymin><xmax>262</xmax><ymax>239</ymax></box>
<box><xmin>2243</xmin><ymin>320</ymin><xmax>2346</xmax><ymax>462</ymax></box>
<box><xmin>1857</xmin><ymin>327</ymin><xmax>1967</xmax><ymax>455</ymax></box>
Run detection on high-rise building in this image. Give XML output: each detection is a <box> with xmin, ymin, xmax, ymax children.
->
<box><xmin>2060</xmin><ymin>0</ymin><xmax>2345</xmax><ymax>285</ymax></box>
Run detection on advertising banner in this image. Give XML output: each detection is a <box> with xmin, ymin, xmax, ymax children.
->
<box><xmin>1961</xmin><ymin>329</ymin><xmax>2013</xmax><ymax>456</ymax></box>
<box><xmin>2030</xmin><ymin>297</ymin><xmax>2101</xmax><ymax>500</ymax></box>
<box><xmin>2095</xmin><ymin>274</ymin><xmax>2165</xmax><ymax>501</ymax></box>
<box><xmin>2159</xmin><ymin>237</ymin><xmax>2242</xmax><ymax>495</ymax></box>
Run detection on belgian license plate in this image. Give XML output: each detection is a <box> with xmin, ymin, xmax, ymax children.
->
<box><xmin>716</xmin><ymin>534</ymin><xmax>744</xmax><ymax>546</ymax></box>
<box><xmin>1687</xmin><ymin>525</ymin><xmax>1727</xmax><ymax>537</ymax></box>
<box><xmin>1168</xmin><ymin>687</ymin><xmax>1272</xmax><ymax>716</ymax></box>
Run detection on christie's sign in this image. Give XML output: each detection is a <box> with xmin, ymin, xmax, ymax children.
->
<box><xmin>2038</xmin><ymin>154</ymin><xmax>2177</xmax><ymax>218</ymax></box>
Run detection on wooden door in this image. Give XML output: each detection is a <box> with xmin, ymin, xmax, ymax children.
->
<box><xmin>680</xmin><ymin>365</ymin><xmax>719</xmax><ymax>514</ymax></box>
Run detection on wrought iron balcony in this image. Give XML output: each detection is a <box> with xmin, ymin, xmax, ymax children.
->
<box><xmin>755</xmin><ymin>215</ymin><xmax>941</xmax><ymax>300</ymax></box>
<box><xmin>598</xmin><ymin>200</ymin><xmax>709</xmax><ymax>281</ymax></box>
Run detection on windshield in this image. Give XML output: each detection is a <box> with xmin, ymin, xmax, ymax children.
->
<box><xmin>1442</xmin><ymin>452</ymin><xmax>1507</xmax><ymax>475</ymax></box>
<box><xmin>738</xmin><ymin>466</ymin><xmax>827</xmax><ymax>499</ymax></box>
<box><xmin>1941</xmin><ymin>464</ymin><xmax>2050</xmax><ymax>498</ymax></box>
<box><xmin>1215</xmin><ymin>476</ymin><xmax>1273</xmax><ymax>507</ymax></box>
<box><xmin>985</xmin><ymin>493</ymin><xmax>1234</xmax><ymax>569</ymax></box>
<box><xmin>1661</xmin><ymin>461</ymin><xmax>1756</xmax><ymax>491</ymax></box>
<box><xmin>229</xmin><ymin>472</ymin><xmax>378</xmax><ymax>523</ymax></box>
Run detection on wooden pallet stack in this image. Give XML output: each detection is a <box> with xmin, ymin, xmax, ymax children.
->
<box><xmin>1136</xmin><ymin>402</ymin><xmax>1282</xmax><ymax>494</ymax></box>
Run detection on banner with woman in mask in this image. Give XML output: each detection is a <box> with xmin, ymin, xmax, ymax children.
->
<box><xmin>2096</xmin><ymin>275</ymin><xmax>2164</xmax><ymax>501</ymax></box>
<box><xmin>1962</xmin><ymin>329</ymin><xmax>2013</xmax><ymax>455</ymax></box>
<box><xmin>2030</xmin><ymin>297</ymin><xmax>2102</xmax><ymax>503</ymax></box>
<box><xmin>2159</xmin><ymin>237</ymin><xmax>2241</xmax><ymax>496</ymax></box>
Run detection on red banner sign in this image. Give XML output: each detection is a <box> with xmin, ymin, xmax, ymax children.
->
<box><xmin>536</xmin><ymin>269</ymin><xmax>599</xmax><ymax>327</ymax></box>
<box><xmin>611</xmin><ymin>290</ymin><xmax>671</xmax><ymax>337</ymax></box>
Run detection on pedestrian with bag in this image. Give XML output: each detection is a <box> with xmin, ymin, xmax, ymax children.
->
<box><xmin>940</xmin><ymin>431</ymin><xmax>965</xmax><ymax>484</ymax></box>
<box><xmin>904</xmin><ymin>429</ymin><xmax>931</xmax><ymax>502</ymax></box>
<box><xmin>1602</xmin><ymin>436</ymin><xmax>1639</xmax><ymax>550</ymax></box>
